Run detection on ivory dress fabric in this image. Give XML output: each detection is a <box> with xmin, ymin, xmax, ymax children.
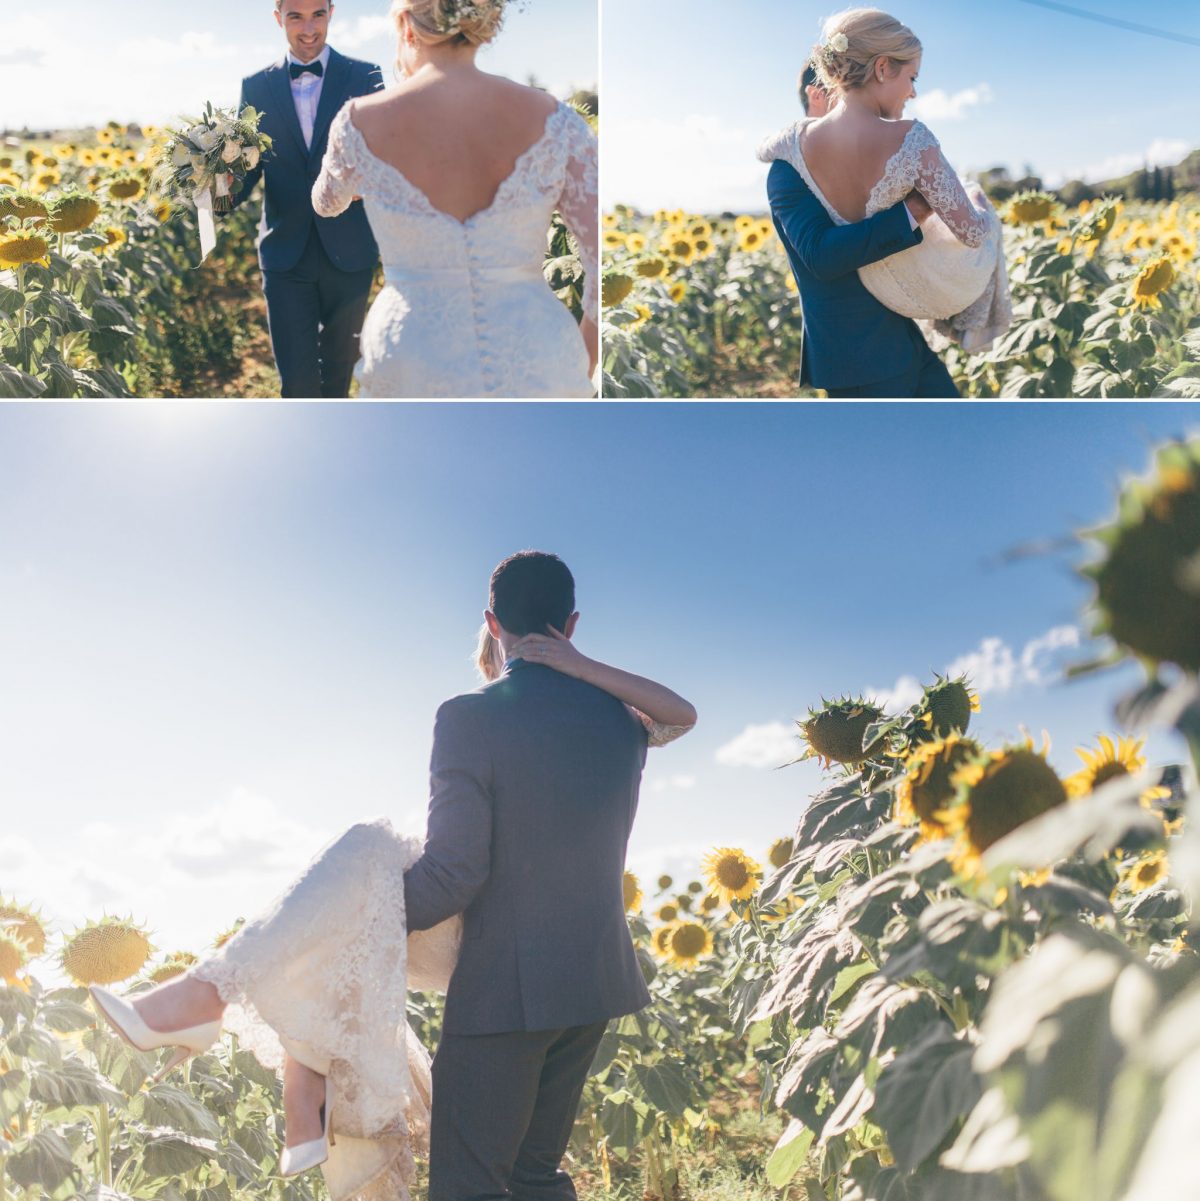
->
<box><xmin>312</xmin><ymin>100</ymin><xmax>598</xmax><ymax>397</ymax></box>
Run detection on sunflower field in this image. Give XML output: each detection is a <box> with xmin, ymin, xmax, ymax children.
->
<box><xmin>5</xmin><ymin>435</ymin><xmax>1200</xmax><ymax>1201</ymax></box>
<box><xmin>0</xmin><ymin>119</ymin><xmax>589</xmax><ymax>399</ymax></box>
<box><xmin>601</xmin><ymin>193</ymin><xmax>1200</xmax><ymax>398</ymax></box>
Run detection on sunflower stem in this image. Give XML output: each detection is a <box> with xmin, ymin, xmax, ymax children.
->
<box><xmin>95</xmin><ymin>1102</ymin><xmax>113</xmax><ymax>1188</ymax></box>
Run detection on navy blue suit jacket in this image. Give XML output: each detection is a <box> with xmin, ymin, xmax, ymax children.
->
<box><xmin>404</xmin><ymin>659</ymin><xmax>652</xmax><ymax>1036</ymax></box>
<box><xmin>235</xmin><ymin>48</ymin><xmax>384</xmax><ymax>273</ymax></box>
<box><xmin>767</xmin><ymin>159</ymin><xmax>926</xmax><ymax>391</ymax></box>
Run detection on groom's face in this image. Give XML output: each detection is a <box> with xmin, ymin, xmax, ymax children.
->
<box><xmin>275</xmin><ymin>0</ymin><xmax>333</xmax><ymax>62</ymax></box>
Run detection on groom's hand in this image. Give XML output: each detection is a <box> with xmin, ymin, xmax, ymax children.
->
<box><xmin>904</xmin><ymin>189</ymin><xmax>933</xmax><ymax>225</ymax></box>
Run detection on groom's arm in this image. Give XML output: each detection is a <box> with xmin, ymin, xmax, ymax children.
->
<box><xmin>767</xmin><ymin>160</ymin><xmax>922</xmax><ymax>283</ymax></box>
<box><xmin>228</xmin><ymin>78</ymin><xmax>265</xmax><ymax>211</ymax></box>
<box><xmin>403</xmin><ymin>698</ymin><xmax>493</xmax><ymax>932</ymax></box>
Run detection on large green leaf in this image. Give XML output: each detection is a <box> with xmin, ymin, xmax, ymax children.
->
<box><xmin>873</xmin><ymin>1028</ymin><xmax>982</xmax><ymax>1173</ymax></box>
<box><xmin>629</xmin><ymin>1060</ymin><xmax>694</xmax><ymax>1117</ymax></box>
<box><xmin>29</xmin><ymin>1056</ymin><xmax>123</xmax><ymax>1112</ymax></box>
<box><xmin>7</xmin><ymin>1127</ymin><xmax>79</xmax><ymax>1190</ymax></box>
<box><xmin>139</xmin><ymin>1131</ymin><xmax>224</xmax><ymax>1179</ymax></box>
<box><xmin>766</xmin><ymin>1119</ymin><xmax>815</xmax><ymax>1187</ymax></box>
<box><xmin>132</xmin><ymin>1082</ymin><xmax>222</xmax><ymax>1139</ymax></box>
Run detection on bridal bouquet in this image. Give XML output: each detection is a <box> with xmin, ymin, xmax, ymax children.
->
<box><xmin>154</xmin><ymin>102</ymin><xmax>272</xmax><ymax>261</ymax></box>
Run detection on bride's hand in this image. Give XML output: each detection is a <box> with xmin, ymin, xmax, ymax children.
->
<box><xmin>510</xmin><ymin>626</ymin><xmax>591</xmax><ymax>679</ymax></box>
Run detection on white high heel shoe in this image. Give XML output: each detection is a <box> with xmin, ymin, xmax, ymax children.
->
<box><xmin>279</xmin><ymin>1075</ymin><xmax>334</xmax><ymax>1178</ymax></box>
<box><xmin>88</xmin><ymin>985</ymin><xmax>222</xmax><ymax>1083</ymax></box>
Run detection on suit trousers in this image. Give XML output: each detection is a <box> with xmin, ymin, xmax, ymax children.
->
<box><xmin>428</xmin><ymin>1020</ymin><xmax>608</xmax><ymax>1201</ymax></box>
<box><xmin>824</xmin><ymin>322</ymin><xmax>960</xmax><ymax>398</ymax></box>
<box><xmin>261</xmin><ymin>228</ymin><xmax>375</xmax><ymax>398</ymax></box>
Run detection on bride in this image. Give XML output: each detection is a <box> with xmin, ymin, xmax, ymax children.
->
<box><xmin>758</xmin><ymin>8</ymin><xmax>1012</xmax><ymax>369</ymax></box>
<box><xmin>311</xmin><ymin>0</ymin><xmax>599</xmax><ymax>398</ymax></box>
<box><xmin>87</xmin><ymin>626</ymin><xmax>694</xmax><ymax>1201</ymax></box>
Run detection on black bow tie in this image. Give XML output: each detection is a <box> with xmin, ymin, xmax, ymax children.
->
<box><xmin>290</xmin><ymin>60</ymin><xmax>324</xmax><ymax>80</ymax></box>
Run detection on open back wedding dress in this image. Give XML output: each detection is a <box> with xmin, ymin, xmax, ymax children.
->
<box><xmin>758</xmin><ymin>118</ymin><xmax>1013</xmax><ymax>352</ymax></box>
<box><xmin>187</xmin><ymin>710</ymin><xmax>687</xmax><ymax>1201</ymax></box>
<box><xmin>312</xmin><ymin>100</ymin><xmax>598</xmax><ymax>397</ymax></box>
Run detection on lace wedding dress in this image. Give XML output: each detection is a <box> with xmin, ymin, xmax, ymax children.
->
<box><xmin>758</xmin><ymin>119</ymin><xmax>1013</xmax><ymax>352</ymax></box>
<box><xmin>188</xmin><ymin>709</ymin><xmax>687</xmax><ymax>1201</ymax></box>
<box><xmin>312</xmin><ymin>100</ymin><xmax>598</xmax><ymax>397</ymax></box>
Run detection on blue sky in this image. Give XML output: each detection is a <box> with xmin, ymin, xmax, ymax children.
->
<box><xmin>1</xmin><ymin>401</ymin><xmax>1197</xmax><ymax>959</ymax></box>
<box><xmin>5</xmin><ymin>0</ymin><xmax>596</xmax><ymax>130</ymax></box>
<box><xmin>603</xmin><ymin>0</ymin><xmax>1200</xmax><ymax>211</ymax></box>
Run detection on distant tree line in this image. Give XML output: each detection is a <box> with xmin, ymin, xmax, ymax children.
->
<box><xmin>973</xmin><ymin>149</ymin><xmax>1198</xmax><ymax>206</ymax></box>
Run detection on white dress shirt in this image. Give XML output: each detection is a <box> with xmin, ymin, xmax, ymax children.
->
<box><xmin>286</xmin><ymin>45</ymin><xmax>331</xmax><ymax>150</ymax></box>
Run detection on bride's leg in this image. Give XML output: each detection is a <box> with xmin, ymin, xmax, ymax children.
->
<box><xmin>282</xmin><ymin>1052</ymin><xmax>328</xmax><ymax>1147</ymax></box>
<box><xmin>132</xmin><ymin>974</ymin><xmax>226</xmax><ymax>1033</ymax></box>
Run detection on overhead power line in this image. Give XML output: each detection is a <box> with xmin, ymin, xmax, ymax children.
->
<box><xmin>1015</xmin><ymin>0</ymin><xmax>1200</xmax><ymax>48</ymax></box>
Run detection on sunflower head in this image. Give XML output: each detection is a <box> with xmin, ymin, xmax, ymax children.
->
<box><xmin>1065</xmin><ymin>733</ymin><xmax>1156</xmax><ymax>799</ymax></box>
<box><xmin>1130</xmin><ymin>255</ymin><xmax>1175</xmax><ymax>311</ymax></box>
<box><xmin>652</xmin><ymin>925</ymin><xmax>674</xmax><ymax>957</ymax></box>
<box><xmin>0</xmin><ymin>931</ymin><xmax>28</xmax><ymax>985</ymax></box>
<box><xmin>145</xmin><ymin>952</ymin><xmax>198</xmax><ymax>984</ymax></box>
<box><xmin>0</xmin><ymin>900</ymin><xmax>48</xmax><ymax>956</ymax></box>
<box><xmin>800</xmin><ymin>698</ymin><xmax>886</xmax><ymax>767</ymax></box>
<box><xmin>699</xmin><ymin>892</ymin><xmax>721</xmax><ymax>914</ymax></box>
<box><xmin>768</xmin><ymin>837</ymin><xmax>794</xmax><ymax>869</ymax></box>
<box><xmin>894</xmin><ymin>735</ymin><xmax>981</xmax><ymax>841</ymax></box>
<box><xmin>664</xmin><ymin>920</ymin><xmax>714</xmax><ymax>967</ymax></box>
<box><xmin>739</xmin><ymin>228</ymin><xmax>765</xmax><ymax>252</ymax></box>
<box><xmin>686</xmin><ymin>880</ymin><xmax>703</xmax><ymax>894</ymax></box>
<box><xmin>0</xmin><ymin>190</ymin><xmax>49</xmax><ymax>224</ymax></box>
<box><xmin>623</xmin><ymin>871</ymin><xmax>643</xmax><ymax>913</ymax></box>
<box><xmin>657</xmin><ymin>874</ymin><xmax>673</xmax><ymax>891</ymax></box>
<box><xmin>635</xmin><ymin>256</ymin><xmax>668</xmax><ymax>279</ymax></box>
<box><xmin>1004</xmin><ymin>189</ymin><xmax>1059</xmax><ymax>226</ymax></box>
<box><xmin>1120</xmin><ymin>850</ymin><xmax>1168</xmax><ymax>894</ymax></box>
<box><xmin>98</xmin><ymin>226</ymin><xmax>127</xmax><ymax>253</ymax></box>
<box><xmin>48</xmin><ymin>193</ymin><xmax>102</xmax><ymax>234</ymax></box>
<box><xmin>212</xmin><ymin>918</ymin><xmax>245</xmax><ymax>950</ymax></box>
<box><xmin>61</xmin><ymin>917</ymin><xmax>153</xmax><ymax>986</ymax></box>
<box><xmin>602</xmin><ymin>271</ymin><xmax>635</xmax><ymax>308</ymax></box>
<box><xmin>1085</xmin><ymin>439</ymin><xmax>1200</xmax><ymax>672</ymax></box>
<box><xmin>656</xmin><ymin>902</ymin><xmax>679</xmax><ymax>923</ymax></box>
<box><xmin>702</xmin><ymin>846</ymin><xmax>762</xmax><ymax>904</ymax></box>
<box><xmin>920</xmin><ymin>675</ymin><xmax>979</xmax><ymax>737</ymax></box>
<box><xmin>944</xmin><ymin>741</ymin><xmax>1068</xmax><ymax>875</ymax></box>
<box><xmin>674</xmin><ymin>893</ymin><xmax>694</xmax><ymax>912</ymax></box>
<box><xmin>603</xmin><ymin>230</ymin><xmax>627</xmax><ymax>250</ymax></box>
<box><xmin>0</xmin><ymin>230</ymin><xmax>51</xmax><ymax>266</ymax></box>
<box><xmin>667</xmin><ymin>281</ymin><xmax>688</xmax><ymax>303</ymax></box>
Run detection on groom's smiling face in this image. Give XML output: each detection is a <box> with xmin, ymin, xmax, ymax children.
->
<box><xmin>275</xmin><ymin>0</ymin><xmax>333</xmax><ymax>63</ymax></box>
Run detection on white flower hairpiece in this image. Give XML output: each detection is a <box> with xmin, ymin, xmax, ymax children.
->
<box><xmin>432</xmin><ymin>0</ymin><xmax>515</xmax><ymax>34</ymax></box>
<box><xmin>823</xmin><ymin>31</ymin><xmax>849</xmax><ymax>54</ymax></box>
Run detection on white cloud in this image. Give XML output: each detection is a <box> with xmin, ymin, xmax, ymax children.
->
<box><xmin>649</xmin><ymin>774</ymin><xmax>697</xmax><ymax>793</ymax></box>
<box><xmin>715</xmin><ymin>721</ymin><xmax>798</xmax><ymax>769</ymax></box>
<box><xmin>603</xmin><ymin>112</ymin><xmax>766</xmax><ymax>213</ymax></box>
<box><xmin>717</xmin><ymin>624</ymin><xmax>1083</xmax><ymax>769</ymax></box>
<box><xmin>909</xmin><ymin>83</ymin><xmax>993</xmax><ymax>123</ymax></box>
<box><xmin>1045</xmin><ymin>137</ymin><xmax>1192</xmax><ymax>188</ymax></box>
<box><xmin>336</xmin><ymin>16</ymin><xmax>395</xmax><ymax>52</ymax></box>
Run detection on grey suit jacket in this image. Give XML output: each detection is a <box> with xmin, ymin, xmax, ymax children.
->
<box><xmin>404</xmin><ymin>659</ymin><xmax>652</xmax><ymax>1036</ymax></box>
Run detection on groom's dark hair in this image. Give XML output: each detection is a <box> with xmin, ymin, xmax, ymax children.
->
<box><xmin>490</xmin><ymin>551</ymin><xmax>575</xmax><ymax>637</ymax></box>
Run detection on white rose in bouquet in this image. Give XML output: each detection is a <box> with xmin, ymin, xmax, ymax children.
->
<box><xmin>243</xmin><ymin>144</ymin><xmax>261</xmax><ymax>170</ymax></box>
<box><xmin>172</xmin><ymin>142</ymin><xmax>193</xmax><ymax>168</ymax></box>
<box><xmin>221</xmin><ymin>140</ymin><xmax>242</xmax><ymax>164</ymax></box>
<box><xmin>193</xmin><ymin>127</ymin><xmax>221</xmax><ymax>153</ymax></box>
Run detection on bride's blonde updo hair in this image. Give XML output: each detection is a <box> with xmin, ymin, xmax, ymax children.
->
<box><xmin>390</xmin><ymin>0</ymin><xmax>507</xmax><ymax>48</ymax></box>
<box><xmin>812</xmin><ymin>8</ymin><xmax>921</xmax><ymax>93</ymax></box>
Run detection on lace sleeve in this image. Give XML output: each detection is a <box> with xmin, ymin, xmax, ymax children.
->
<box><xmin>312</xmin><ymin>104</ymin><xmax>363</xmax><ymax>219</ymax></box>
<box><xmin>627</xmin><ymin>705</ymin><xmax>694</xmax><ymax>749</ymax></box>
<box><xmin>908</xmin><ymin>121</ymin><xmax>988</xmax><ymax>249</ymax></box>
<box><xmin>556</xmin><ymin>106</ymin><xmax>599</xmax><ymax>325</ymax></box>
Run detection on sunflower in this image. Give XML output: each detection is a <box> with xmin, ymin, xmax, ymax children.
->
<box><xmin>735</xmin><ymin>215</ymin><xmax>756</xmax><ymax>232</ymax></box>
<box><xmin>1004</xmin><ymin>190</ymin><xmax>1058</xmax><ymax>226</ymax></box>
<box><xmin>739</xmin><ymin>227</ymin><xmax>765</xmax><ymax>252</ymax></box>
<box><xmin>652</xmin><ymin>925</ymin><xmax>674</xmax><ymax>957</ymax></box>
<box><xmin>767</xmin><ymin>837</ymin><xmax>794</xmax><ymax>869</ymax></box>
<box><xmin>623</xmin><ymin>871</ymin><xmax>643</xmax><ymax>913</ymax></box>
<box><xmin>699</xmin><ymin>893</ymin><xmax>721</xmax><ymax>914</ymax></box>
<box><xmin>919</xmin><ymin>675</ymin><xmax>980</xmax><ymax>737</ymax></box>
<box><xmin>61</xmin><ymin>917</ymin><xmax>152</xmax><ymax>985</ymax></box>
<box><xmin>1120</xmin><ymin>850</ymin><xmax>1168</xmax><ymax>894</ymax></box>
<box><xmin>0</xmin><ymin>231</ymin><xmax>51</xmax><ymax>266</ymax></box>
<box><xmin>656</xmin><ymin>902</ymin><xmax>679</xmax><ymax>923</ymax></box>
<box><xmin>702</xmin><ymin>847</ymin><xmax>761</xmax><ymax>904</ymax></box>
<box><xmin>674</xmin><ymin>893</ymin><xmax>693</xmax><ymax>912</ymax></box>
<box><xmin>688</xmin><ymin>219</ymin><xmax>712</xmax><ymax>239</ymax></box>
<box><xmin>96</xmin><ymin>128</ymin><xmax>116</xmax><ymax>145</ymax></box>
<box><xmin>0</xmin><ymin>191</ymin><xmax>49</xmax><ymax>223</ymax></box>
<box><xmin>153</xmin><ymin>200</ymin><xmax>174</xmax><ymax>223</ymax></box>
<box><xmin>686</xmin><ymin>880</ymin><xmax>703</xmax><ymax>894</ymax></box>
<box><xmin>635</xmin><ymin>256</ymin><xmax>668</xmax><ymax>279</ymax></box>
<box><xmin>661</xmin><ymin>233</ymin><xmax>695</xmax><ymax>264</ymax></box>
<box><xmin>664</xmin><ymin>920</ymin><xmax>714</xmax><ymax>967</ymax></box>
<box><xmin>0</xmin><ymin>931</ymin><xmax>27</xmax><ymax>985</ymax></box>
<box><xmin>603</xmin><ymin>212</ymin><xmax>619</xmax><ymax>229</ymax></box>
<box><xmin>1085</xmin><ymin>439</ymin><xmax>1200</xmax><ymax>671</ymax></box>
<box><xmin>657</xmin><ymin>874</ymin><xmax>673</xmax><ymax>891</ymax></box>
<box><xmin>213</xmin><ymin>918</ymin><xmax>245</xmax><ymax>950</ymax></box>
<box><xmin>603</xmin><ymin>230</ymin><xmax>627</xmax><ymax>250</ymax></box>
<box><xmin>48</xmin><ymin>194</ymin><xmax>102</xmax><ymax>234</ymax></box>
<box><xmin>629</xmin><ymin>302</ymin><xmax>652</xmax><ymax>330</ymax></box>
<box><xmin>1130</xmin><ymin>255</ymin><xmax>1175</xmax><ymax>311</ymax></box>
<box><xmin>800</xmin><ymin>698</ymin><xmax>886</xmax><ymax>767</ymax></box>
<box><xmin>97</xmin><ymin>226</ymin><xmax>127</xmax><ymax>253</ymax></box>
<box><xmin>626</xmin><ymin>232</ymin><xmax>647</xmax><ymax>254</ymax></box>
<box><xmin>0</xmin><ymin>900</ymin><xmax>47</xmax><ymax>956</ymax></box>
<box><xmin>108</xmin><ymin>176</ymin><xmax>146</xmax><ymax>202</ymax></box>
<box><xmin>31</xmin><ymin>169</ymin><xmax>61</xmax><ymax>193</ymax></box>
<box><xmin>145</xmin><ymin>952</ymin><xmax>198</xmax><ymax>984</ymax></box>
<box><xmin>668</xmin><ymin>281</ymin><xmax>688</xmax><ymax>303</ymax></box>
<box><xmin>894</xmin><ymin>735</ymin><xmax>981</xmax><ymax>841</ymax></box>
<box><xmin>1065</xmin><ymin>734</ymin><xmax>1170</xmax><ymax>806</ymax></box>
<box><xmin>602</xmin><ymin>271</ymin><xmax>635</xmax><ymax>307</ymax></box>
<box><xmin>943</xmin><ymin>740</ymin><xmax>1068</xmax><ymax>875</ymax></box>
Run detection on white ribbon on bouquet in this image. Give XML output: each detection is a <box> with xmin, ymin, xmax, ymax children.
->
<box><xmin>192</xmin><ymin>173</ymin><xmax>231</xmax><ymax>263</ymax></box>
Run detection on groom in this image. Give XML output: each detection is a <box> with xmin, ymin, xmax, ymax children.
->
<box><xmin>767</xmin><ymin>164</ymin><xmax>960</xmax><ymax>397</ymax></box>
<box><xmin>404</xmin><ymin>551</ymin><xmax>652</xmax><ymax>1201</ymax></box>
<box><xmin>232</xmin><ymin>1</ymin><xmax>384</xmax><ymax>398</ymax></box>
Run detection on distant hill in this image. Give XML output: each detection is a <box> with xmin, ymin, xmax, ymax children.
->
<box><xmin>975</xmin><ymin>148</ymin><xmax>1198</xmax><ymax>207</ymax></box>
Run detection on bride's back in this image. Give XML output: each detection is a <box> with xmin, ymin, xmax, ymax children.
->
<box><xmin>800</xmin><ymin>112</ymin><xmax>913</xmax><ymax>223</ymax></box>
<box><xmin>352</xmin><ymin>72</ymin><xmax>559</xmax><ymax>223</ymax></box>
